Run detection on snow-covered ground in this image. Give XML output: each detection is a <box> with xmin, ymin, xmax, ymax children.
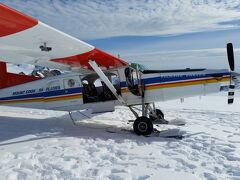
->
<box><xmin>0</xmin><ymin>92</ymin><xmax>240</xmax><ymax>180</ymax></box>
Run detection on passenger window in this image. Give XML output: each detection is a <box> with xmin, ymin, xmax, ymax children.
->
<box><xmin>63</xmin><ymin>78</ymin><xmax>80</xmax><ymax>89</ymax></box>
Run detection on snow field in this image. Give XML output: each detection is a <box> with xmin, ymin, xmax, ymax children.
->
<box><xmin>0</xmin><ymin>93</ymin><xmax>239</xmax><ymax>180</ymax></box>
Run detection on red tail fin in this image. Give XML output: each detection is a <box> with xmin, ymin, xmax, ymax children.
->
<box><xmin>0</xmin><ymin>61</ymin><xmax>39</xmax><ymax>89</ymax></box>
<box><xmin>0</xmin><ymin>61</ymin><xmax>7</xmax><ymax>88</ymax></box>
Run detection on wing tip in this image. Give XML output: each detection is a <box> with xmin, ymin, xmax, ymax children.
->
<box><xmin>0</xmin><ymin>3</ymin><xmax>38</xmax><ymax>37</ymax></box>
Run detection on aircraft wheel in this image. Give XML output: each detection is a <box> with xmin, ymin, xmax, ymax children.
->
<box><xmin>149</xmin><ymin>109</ymin><xmax>164</xmax><ymax>121</ymax></box>
<box><xmin>133</xmin><ymin>116</ymin><xmax>153</xmax><ymax>136</ymax></box>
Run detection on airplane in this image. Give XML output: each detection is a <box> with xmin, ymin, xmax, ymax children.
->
<box><xmin>0</xmin><ymin>3</ymin><xmax>238</xmax><ymax>136</ymax></box>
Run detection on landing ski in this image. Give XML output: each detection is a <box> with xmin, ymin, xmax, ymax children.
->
<box><xmin>106</xmin><ymin>127</ymin><xmax>185</xmax><ymax>139</ymax></box>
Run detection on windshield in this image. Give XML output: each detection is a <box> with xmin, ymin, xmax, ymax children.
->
<box><xmin>130</xmin><ymin>63</ymin><xmax>148</xmax><ymax>72</ymax></box>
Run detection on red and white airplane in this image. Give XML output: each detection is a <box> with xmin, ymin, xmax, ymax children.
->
<box><xmin>0</xmin><ymin>3</ymin><xmax>238</xmax><ymax>135</ymax></box>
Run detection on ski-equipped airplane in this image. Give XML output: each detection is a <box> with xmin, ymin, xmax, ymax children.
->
<box><xmin>0</xmin><ymin>3</ymin><xmax>238</xmax><ymax>135</ymax></box>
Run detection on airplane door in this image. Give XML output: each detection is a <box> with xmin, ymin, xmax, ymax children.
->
<box><xmin>44</xmin><ymin>77</ymin><xmax>83</xmax><ymax>111</ymax></box>
<box><xmin>125</xmin><ymin>67</ymin><xmax>142</xmax><ymax>96</ymax></box>
<box><xmin>124</xmin><ymin>66</ymin><xmax>143</xmax><ymax>104</ymax></box>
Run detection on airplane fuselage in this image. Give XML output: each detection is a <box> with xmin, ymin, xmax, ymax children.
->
<box><xmin>0</xmin><ymin>67</ymin><xmax>230</xmax><ymax>112</ymax></box>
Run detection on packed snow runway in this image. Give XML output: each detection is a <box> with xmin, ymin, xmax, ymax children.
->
<box><xmin>0</xmin><ymin>93</ymin><xmax>240</xmax><ymax>180</ymax></box>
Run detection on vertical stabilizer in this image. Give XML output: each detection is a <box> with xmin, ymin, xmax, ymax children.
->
<box><xmin>0</xmin><ymin>61</ymin><xmax>7</xmax><ymax>73</ymax></box>
<box><xmin>0</xmin><ymin>61</ymin><xmax>39</xmax><ymax>89</ymax></box>
<box><xmin>0</xmin><ymin>61</ymin><xmax>7</xmax><ymax>89</ymax></box>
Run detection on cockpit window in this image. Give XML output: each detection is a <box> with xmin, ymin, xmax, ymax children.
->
<box><xmin>130</xmin><ymin>63</ymin><xmax>147</xmax><ymax>72</ymax></box>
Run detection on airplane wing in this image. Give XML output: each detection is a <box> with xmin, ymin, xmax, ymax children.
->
<box><xmin>0</xmin><ymin>3</ymin><xmax>128</xmax><ymax>72</ymax></box>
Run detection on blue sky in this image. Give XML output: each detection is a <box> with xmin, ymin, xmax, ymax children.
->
<box><xmin>1</xmin><ymin>0</ymin><xmax>240</xmax><ymax>70</ymax></box>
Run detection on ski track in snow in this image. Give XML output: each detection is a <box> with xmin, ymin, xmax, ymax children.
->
<box><xmin>0</xmin><ymin>95</ymin><xmax>240</xmax><ymax>180</ymax></box>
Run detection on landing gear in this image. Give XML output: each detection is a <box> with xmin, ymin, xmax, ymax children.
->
<box><xmin>133</xmin><ymin>116</ymin><xmax>153</xmax><ymax>136</ymax></box>
<box><xmin>129</xmin><ymin>103</ymin><xmax>169</xmax><ymax>135</ymax></box>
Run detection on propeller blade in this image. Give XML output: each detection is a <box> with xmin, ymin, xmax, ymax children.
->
<box><xmin>226</xmin><ymin>43</ymin><xmax>236</xmax><ymax>104</ymax></box>
<box><xmin>227</xmin><ymin>43</ymin><xmax>235</xmax><ymax>71</ymax></box>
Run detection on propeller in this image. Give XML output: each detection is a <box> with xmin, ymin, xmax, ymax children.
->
<box><xmin>227</xmin><ymin>43</ymin><xmax>235</xmax><ymax>104</ymax></box>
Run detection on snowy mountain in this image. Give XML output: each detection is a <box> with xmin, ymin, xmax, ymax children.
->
<box><xmin>7</xmin><ymin>63</ymin><xmax>35</xmax><ymax>75</ymax></box>
<box><xmin>0</xmin><ymin>93</ymin><xmax>239</xmax><ymax>179</ymax></box>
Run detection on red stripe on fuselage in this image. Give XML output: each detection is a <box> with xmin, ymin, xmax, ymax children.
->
<box><xmin>0</xmin><ymin>3</ymin><xmax>38</xmax><ymax>37</ymax></box>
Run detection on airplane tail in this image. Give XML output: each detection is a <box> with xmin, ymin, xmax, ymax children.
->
<box><xmin>0</xmin><ymin>61</ymin><xmax>39</xmax><ymax>89</ymax></box>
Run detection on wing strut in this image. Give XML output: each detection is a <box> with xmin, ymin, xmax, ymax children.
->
<box><xmin>88</xmin><ymin>60</ymin><xmax>126</xmax><ymax>105</ymax></box>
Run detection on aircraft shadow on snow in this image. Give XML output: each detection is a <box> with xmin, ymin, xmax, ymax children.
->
<box><xmin>0</xmin><ymin>110</ymin><xmax>180</xmax><ymax>146</ymax></box>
